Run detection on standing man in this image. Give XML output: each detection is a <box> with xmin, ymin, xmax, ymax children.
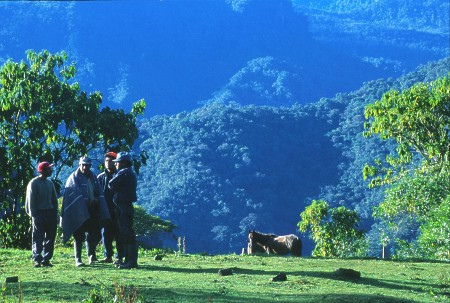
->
<box><xmin>97</xmin><ymin>152</ymin><xmax>123</xmax><ymax>263</ymax></box>
<box><xmin>25</xmin><ymin>161</ymin><xmax>58</xmax><ymax>267</ymax></box>
<box><xmin>61</xmin><ymin>156</ymin><xmax>110</xmax><ymax>266</ymax></box>
<box><xmin>109</xmin><ymin>152</ymin><xmax>138</xmax><ymax>269</ymax></box>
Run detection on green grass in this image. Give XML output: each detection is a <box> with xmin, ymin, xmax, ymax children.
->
<box><xmin>0</xmin><ymin>248</ymin><xmax>449</xmax><ymax>302</ymax></box>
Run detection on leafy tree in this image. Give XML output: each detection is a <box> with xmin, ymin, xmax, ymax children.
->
<box><xmin>318</xmin><ymin>59</ymin><xmax>449</xmax><ymax>257</ymax></box>
<box><xmin>0</xmin><ymin>50</ymin><xmax>146</xmax><ymax>248</ymax></box>
<box><xmin>363</xmin><ymin>75</ymin><xmax>449</xmax><ymax>260</ymax></box>
<box><xmin>134</xmin><ymin>205</ymin><xmax>176</xmax><ymax>237</ymax></box>
<box><xmin>298</xmin><ymin>200</ymin><xmax>365</xmax><ymax>257</ymax></box>
<box><xmin>363</xmin><ymin>75</ymin><xmax>449</xmax><ymax>186</ymax></box>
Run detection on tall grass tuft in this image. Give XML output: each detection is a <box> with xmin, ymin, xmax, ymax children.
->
<box><xmin>1</xmin><ymin>282</ymin><xmax>23</xmax><ymax>303</ymax></box>
<box><xmin>83</xmin><ymin>280</ymin><xmax>143</xmax><ymax>303</ymax></box>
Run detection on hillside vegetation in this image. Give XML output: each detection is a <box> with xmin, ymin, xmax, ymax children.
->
<box><xmin>293</xmin><ymin>0</ymin><xmax>449</xmax><ymax>73</ymax></box>
<box><xmin>137</xmin><ymin>57</ymin><xmax>449</xmax><ymax>255</ymax></box>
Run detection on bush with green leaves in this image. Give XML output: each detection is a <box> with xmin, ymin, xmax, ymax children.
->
<box><xmin>418</xmin><ymin>196</ymin><xmax>450</xmax><ymax>260</ymax></box>
<box><xmin>298</xmin><ymin>200</ymin><xmax>366</xmax><ymax>257</ymax></box>
<box><xmin>134</xmin><ymin>204</ymin><xmax>176</xmax><ymax>238</ymax></box>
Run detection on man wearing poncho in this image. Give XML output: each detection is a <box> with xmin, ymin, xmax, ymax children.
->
<box><xmin>61</xmin><ymin>156</ymin><xmax>110</xmax><ymax>267</ymax></box>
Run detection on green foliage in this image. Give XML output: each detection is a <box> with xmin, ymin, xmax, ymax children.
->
<box><xmin>0</xmin><ymin>212</ymin><xmax>30</xmax><ymax>249</ymax></box>
<box><xmin>1</xmin><ymin>188</ymin><xmax>31</xmax><ymax>249</ymax></box>
<box><xmin>0</xmin><ymin>50</ymin><xmax>145</xmax><ymax>248</ymax></box>
<box><xmin>392</xmin><ymin>239</ymin><xmax>426</xmax><ymax>260</ymax></box>
<box><xmin>418</xmin><ymin>196</ymin><xmax>450</xmax><ymax>260</ymax></box>
<box><xmin>376</xmin><ymin>170</ymin><xmax>449</xmax><ymax>220</ymax></box>
<box><xmin>364</xmin><ymin>75</ymin><xmax>450</xmax><ymax>260</ymax></box>
<box><xmin>298</xmin><ymin>200</ymin><xmax>366</xmax><ymax>257</ymax></box>
<box><xmin>318</xmin><ymin>58</ymin><xmax>449</xmax><ymax>258</ymax></box>
<box><xmin>133</xmin><ymin>205</ymin><xmax>176</xmax><ymax>237</ymax></box>
<box><xmin>136</xmin><ymin>58</ymin><xmax>449</xmax><ymax>255</ymax></box>
<box><xmin>363</xmin><ymin>75</ymin><xmax>450</xmax><ymax>187</ymax></box>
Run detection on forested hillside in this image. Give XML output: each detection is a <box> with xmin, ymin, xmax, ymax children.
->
<box><xmin>138</xmin><ymin>101</ymin><xmax>344</xmax><ymax>254</ymax></box>
<box><xmin>1</xmin><ymin>1</ymin><xmax>447</xmax><ymax>115</ymax></box>
<box><xmin>137</xmin><ymin>58</ymin><xmax>449</xmax><ymax>255</ymax></box>
<box><xmin>293</xmin><ymin>0</ymin><xmax>449</xmax><ymax>74</ymax></box>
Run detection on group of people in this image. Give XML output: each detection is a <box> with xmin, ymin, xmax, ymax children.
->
<box><xmin>25</xmin><ymin>152</ymin><xmax>139</xmax><ymax>269</ymax></box>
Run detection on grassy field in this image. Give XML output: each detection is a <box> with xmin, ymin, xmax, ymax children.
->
<box><xmin>0</xmin><ymin>248</ymin><xmax>448</xmax><ymax>302</ymax></box>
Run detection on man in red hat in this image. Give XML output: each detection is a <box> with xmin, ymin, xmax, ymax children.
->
<box><xmin>25</xmin><ymin>161</ymin><xmax>58</xmax><ymax>267</ymax></box>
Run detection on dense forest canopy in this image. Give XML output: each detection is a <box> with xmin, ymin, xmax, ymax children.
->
<box><xmin>137</xmin><ymin>58</ymin><xmax>449</xmax><ymax>255</ymax></box>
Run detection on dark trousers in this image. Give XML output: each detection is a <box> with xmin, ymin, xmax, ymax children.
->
<box><xmin>31</xmin><ymin>209</ymin><xmax>57</xmax><ymax>263</ymax></box>
<box><xmin>101</xmin><ymin>207</ymin><xmax>123</xmax><ymax>259</ymax></box>
<box><xmin>73</xmin><ymin>215</ymin><xmax>101</xmax><ymax>257</ymax></box>
<box><xmin>116</xmin><ymin>202</ymin><xmax>138</xmax><ymax>267</ymax></box>
<box><xmin>116</xmin><ymin>203</ymin><xmax>136</xmax><ymax>246</ymax></box>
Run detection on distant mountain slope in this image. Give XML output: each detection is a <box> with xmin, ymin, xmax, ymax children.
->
<box><xmin>293</xmin><ymin>0</ymin><xmax>449</xmax><ymax>73</ymax></box>
<box><xmin>138</xmin><ymin>101</ymin><xmax>344</xmax><ymax>254</ymax></box>
<box><xmin>1</xmin><ymin>1</ymin><xmax>447</xmax><ymax>117</ymax></box>
<box><xmin>137</xmin><ymin>57</ymin><xmax>449</xmax><ymax>255</ymax></box>
<box><xmin>293</xmin><ymin>0</ymin><xmax>449</xmax><ymax>33</ymax></box>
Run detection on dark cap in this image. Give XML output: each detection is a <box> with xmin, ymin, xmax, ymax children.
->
<box><xmin>79</xmin><ymin>156</ymin><xmax>92</xmax><ymax>165</ymax></box>
<box><xmin>113</xmin><ymin>152</ymin><xmax>132</xmax><ymax>163</ymax></box>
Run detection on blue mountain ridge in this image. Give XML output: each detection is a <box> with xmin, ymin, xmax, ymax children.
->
<box><xmin>2</xmin><ymin>0</ymin><xmax>446</xmax><ymax>117</ymax></box>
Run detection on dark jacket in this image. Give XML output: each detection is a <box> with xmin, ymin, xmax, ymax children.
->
<box><xmin>108</xmin><ymin>167</ymin><xmax>137</xmax><ymax>204</ymax></box>
<box><xmin>97</xmin><ymin>170</ymin><xmax>115</xmax><ymax>208</ymax></box>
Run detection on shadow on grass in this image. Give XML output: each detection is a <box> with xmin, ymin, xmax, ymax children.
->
<box><xmin>291</xmin><ymin>270</ymin><xmax>448</xmax><ymax>295</ymax></box>
<box><xmin>239</xmin><ymin>268</ymin><xmax>448</xmax><ymax>297</ymax></box>
<box><xmin>136</xmin><ymin>264</ymin><xmax>448</xmax><ymax>298</ymax></box>
<box><xmin>10</xmin><ymin>281</ymin><xmax>422</xmax><ymax>303</ymax></box>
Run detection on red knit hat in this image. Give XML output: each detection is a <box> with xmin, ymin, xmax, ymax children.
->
<box><xmin>105</xmin><ymin>152</ymin><xmax>117</xmax><ymax>159</ymax></box>
<box><xmin>37</xmin><ymin>161</ymin><xmax>54</xmax><ymax>173</ymax></box>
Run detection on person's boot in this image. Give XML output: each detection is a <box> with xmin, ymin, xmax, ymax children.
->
<box><xmin>119</xmin><ymin>244</ymin><xmax>138</xmax><ymax>269</ymax></box>
<box><xmin>100</xmin><ymin>256</ymin><xmax>113</xmax><ymax>263</ymax></box>
<box><xmin>116</xmin><ymin>241</ymin><xmax>124</xmax><ymax>265</ymax></box>
<box><xmin>74</xmin><ymin>241</ymin><xmax>84</xmax><ymax>267</ymax></box>
<box><xmin>87</xmin><ymin>241</ymin><xmax>99</xmax><ymax>265</ymax></box>
<box><xmin>115</xmin><ymin>244</ymin><xmax>127</xmax><ymax>268</ymax></box>
<box><xmin>113</xmin><ymin>241</ymin><xmax>124</xmax><ymax>267</ymax></box>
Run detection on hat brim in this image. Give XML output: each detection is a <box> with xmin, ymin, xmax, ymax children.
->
<box><xmin>113</xmin><ymin>158</ymin><xmax>131</xmax><ymax>162</ymax></box>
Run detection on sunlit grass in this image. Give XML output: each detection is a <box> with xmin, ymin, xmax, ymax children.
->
<box><xmin>0</xmin><ymin>248</ymin><xmax>448</xmax><ymax>302</ymax></box>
